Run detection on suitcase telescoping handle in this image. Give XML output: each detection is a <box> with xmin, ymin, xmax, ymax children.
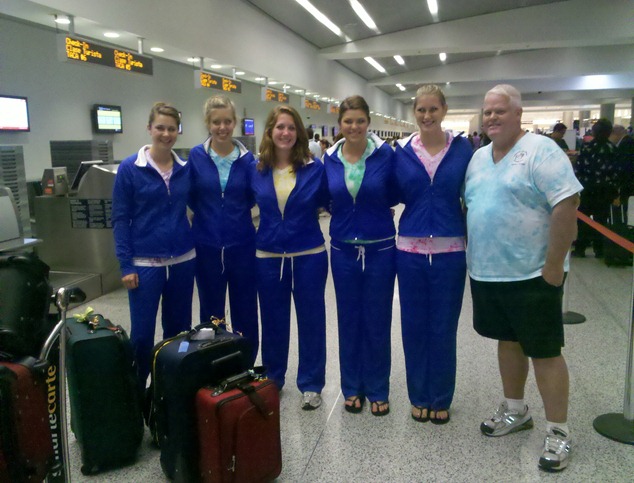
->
<box><xmin>184</xmin><ymin>317</ymin><xmax>227</xmax><ymax>342</ymax></box>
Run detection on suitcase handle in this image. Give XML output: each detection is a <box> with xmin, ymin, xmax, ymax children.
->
<box><xmin>213</xmin><ymin>367</ymin><xmax>267</xmax><ymax>395</ymax></box>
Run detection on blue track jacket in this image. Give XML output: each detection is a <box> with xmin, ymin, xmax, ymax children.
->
<box><xmin>250</xmin><ymin>158</ymin><xmax>328</xmax><ymax>253</ymax></box>
<box><xmin>324</xmin><ymin>133</ymin><xmax>397</xmax><ymax>242</ymax></box>
<box><xmin>188</xmin><ymin>138</ymin><xmax>256</xmax><ymax>248</ymax></box>
<box><xmin>395</xmin><ymin>133</ymin><xmax>472</xmax><ymax>238</ymax></box>
<box><xmin>112</xmin><ymin>146</ymin><xmax>194</xmax><ymax>276</ymax></box>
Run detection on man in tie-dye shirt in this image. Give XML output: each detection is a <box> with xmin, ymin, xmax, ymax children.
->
<box><xmin>464</xmin><ymin>84</ymin><xmax>582</xmax><ymax>472</ymax></box>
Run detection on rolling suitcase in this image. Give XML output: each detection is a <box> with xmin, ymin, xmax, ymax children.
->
<box><xmin>0</xmin><ymin>357</ymin><xmax>55</xmax><ymax>483</ymax></box>
<box><xmin>148</xmin><ymin>322</ymin><xmax>251</xmax><ymax>481</ymax></box>
<box><xmin>195</xmin><ymin>371</ymin><xmax>282</xmax><ymax>483</ymax></box>
<box><xmin>604</xmin><ymin>205</ymin><xmax>634</xmax><ymax>266</ymax></box>
<box><xmin>0</xmin><ymin>254</ymin><xmax>52</xmax><ymax>358</ymax></box>
<box><xmin>65</xmin><ymin>313</ymin><xmax>143</xmax><ymax>474</ymax></box>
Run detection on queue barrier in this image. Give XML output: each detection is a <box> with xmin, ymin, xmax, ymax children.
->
<box><xmin>574</xmin><ymin>209</ymin><xmax>634</xmax><ymax>444</ymax></box>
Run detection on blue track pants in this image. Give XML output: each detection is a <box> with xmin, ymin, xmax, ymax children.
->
<box><xmin>397</xmin><ymin>250</ymin><xmax>466</xmax><ymax>410</ymax></box>
<box><xmin>195</xmin><ymin>244</ymin><xmax>259</xmax><ymax>364</ymax></box>
<box><xmin>128</xmin><ymin>259</ymin><xmax>195</xmax><ymax>386</ymax></box>
<box><xmin>331</xmin><ymin>240</ymin><xmax>395</xmax><ymax>402</ymax></box>
<box><xmin>257</xmin><ymin>251</ymin><xmax>327</xmax><ymax>393</ymax></box>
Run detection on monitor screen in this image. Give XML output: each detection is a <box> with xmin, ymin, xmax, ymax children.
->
<box><xmin>321</xmin><ymin>125</ymin><xmax>328</xmax><ymax>137</ymax></box>
<box><xmin>71</xmin><ymin>160</ymin><xmax>103</xmax><ymax>191</ymax></box>
<box><xmin>92</xmin><ymin>104</ymin><xmax>123</xmax><ymax>134</ymax></box>
<box><xmin>332</xmin><ymin>126</ymin><xmax>339</xmax><ymax>138</ymax></box>
<box><xmin>242</xmin><ymin>118</ymin><xmax>255</xmax><ymax>136</ymax></box>
<box><xmin>0</xmin><ymin>95</ymin><xmax>30</xmax><ymax>132</ymax></box>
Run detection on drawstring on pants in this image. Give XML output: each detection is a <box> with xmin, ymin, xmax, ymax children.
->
<box><xmin>279</xmin><ymin>256</ymin><xmax>295</xmax><ymax>291</ymax></box>
<box><xmin>221</xmin><ymin>247</ymin><xmax>226</xmax><ymax>274</ymax></box>
<box><xmin>355</xmin><ymin>245</ymin><xmax>366</xmax><ymax>272</ymax></box>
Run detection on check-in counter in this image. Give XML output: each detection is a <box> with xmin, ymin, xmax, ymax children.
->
<box><xmin>35</xmin><ymin>164</ymin><xmax>121</xmax><ymax>302</ymax></box>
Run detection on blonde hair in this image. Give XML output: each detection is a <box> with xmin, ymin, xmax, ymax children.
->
<box><xmin>413</xmin><ymin>85</ymin><xmax>446</xmax><ymax>111</ymax></box>
<box><xmin>485</xmin><ymin>84</ymin><xmax>522</xmax><ymax>109</ymax></box>
<box><xmin>203</xmin><ymin>95</ymin><xmax>237</xmax><ymax>127</ymax></box>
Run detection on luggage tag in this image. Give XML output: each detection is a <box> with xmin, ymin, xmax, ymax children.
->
<box><xmin>178</xmin><ymin>341</ymin><xmax>190</xmax><ymax>353</ymax></box>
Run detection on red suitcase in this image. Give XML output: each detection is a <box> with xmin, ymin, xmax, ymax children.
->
<box><xmin>0</xmin><ymin>358</ymin><xmax>55</xmax><ymax>483</ymax></box>
<box><xmin>196</xmin><ymin>374</ymin><xmax>282</xmax><ymax>483</ymax></box>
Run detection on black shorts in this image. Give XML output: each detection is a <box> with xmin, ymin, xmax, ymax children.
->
<box><xmin>470</xmin><ymin>276</ymin><xmax>565</xmax><ymax>358</ymax></box>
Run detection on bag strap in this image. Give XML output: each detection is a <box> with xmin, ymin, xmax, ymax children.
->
<box><xmin>237</xmin><ymin>382</ymin><xmax>270</xmax><ymax>419</ymax></box>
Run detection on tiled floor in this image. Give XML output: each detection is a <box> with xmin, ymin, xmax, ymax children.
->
<box><xmin>62</xmin><ymin>212</ymin><xmax>634</xmax><ymax>482</ymax></box>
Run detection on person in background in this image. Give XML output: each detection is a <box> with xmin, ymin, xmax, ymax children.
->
<box><xmin>473</xmin><ymin>131</ymin><xmax>481</xmax><ymax>149</ymax></box>
<box><xmin>112</xmin><ymin>102</ymin><xmax>196</xmax><ymax>389</ymax></box>
<box><xmin>573</xmin><ymin>118</ymin><xmax>618</xmax><ymax>258</ymax></box>
<box><xmin>250</xmin><ymin>105</ymin><xmax>329</xmax><ymax>410</ymax></box>
<box><xmin>609</xmin><ymin>124</ymin><xmax>634</xmax><ymax>207</ymax></box>
<box><xmin>464</xmin><ymin>84</ymin><xmax>582</xmax><ymax>472</ymax></box>
<box><xmin>188</xmin><ymin>95</ymin><xmax>258</xmax><ymax>364</ymax></box>
<box><xmin>550</xmin><ymin>123</ymin><xmax>569</xmax><ymax>151</ymax></box>
<box><xmin>323</xmin><ymin>95</ymin><xmax>397</xmax><ymax>417</ymax></box>
<box><xmin>307</xmin><ymin>127</ymin><xmax>322</xmax><ymax>160</ymax></box>
<box><xmin>394</xmin><ymin>84</ymin><xmax>472</xmax><ymax>425</ymax></box>
<box><xmin>319</xmin><ymin>138</ymin><xmax>331</xmax><ymax>157</ymax></box>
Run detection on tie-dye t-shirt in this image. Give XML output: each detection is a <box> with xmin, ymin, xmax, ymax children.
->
<box><xmin>337</xmin><ymin>137</ymin><xmax>376</xmax><ymax>200</ymax></box>
<box><xmin>464</xmin><ymin>132</ymin><xmax>583</xmax><ymax>281</ymax></box>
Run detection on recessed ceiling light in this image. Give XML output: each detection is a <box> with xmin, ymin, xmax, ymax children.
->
<box><xmin>364</xmin><ymin>56</ymin><xmax>386</xmax><ymax>73</ymax></box>
<box><xmin>187</xmin><ymin>57</ymin><xmax>200</xmax><ymax>62</ymax></box>
<box><xmin>255</xmin><ymin>77</ymin><xmax>265</xmax><ymax>81</ymax></box>
<box><xmin>150</xmin><ymin>47</ymin><xmax>164</xmax><ymax>53</ymax></box>
<box><xmin>104</xmin><ymin>32</ymin><xmax>120</xmax><ymax>38</ymax></box>
<box><xmin>314</xmin><ymin>94</ymin><xmax>320</xmax><ymax>98</ymax></box>
<box><xmin>411</xmin><ymin>97</ymin><xmax>415</xmax><ymax>100</ymax></box>
<box><xmin>439</xmin><ymin>52</ymin><xmax>447</xmax><ymax>62</ymax></box>
<box><xmin>54</xmin><ymin>14</ymin><xmax>71</xmax><ymax>25</ymax></box>
<box><xmin>210</xmin><ymin>64</ymin><xmax>222</xmax><ymax>69</ymax></box>
<box><xmin>269</xmin><ymin>81</ymin><xmax>278</xmax><ymax>85</ymax></box>
<box><xmin>394</xmin><ymin>55</ymin><xmax>405</xmax><ymax>65</ymax></box>
<box><xmin>427</xmin><ymin>0</ymin><xmax>438</xmax><ymax>16</ymax></box>
<box><xmin>295</xmin><ymin>89</ymin><xmax>303</xmax><ymax>93</ymax></box>
<box><xmin>235</xmin><ymin>71</ymin><xmax>245</xmax><ymax>75</ymax></box>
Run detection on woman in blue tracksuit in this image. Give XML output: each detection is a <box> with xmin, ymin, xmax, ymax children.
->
<box><xmin>395</xmin><ymin>85</ymin><xmax>472</xmax><ymax>424</ymax></box>
<box><xmin>250</xmin><ymin>105</ymin><xmax>329</xmax><ymax>410</ymax></box>
<box><xmin>112</xmin><ymin>102</ymin><xmax>195</xmax><ymax>388</ymax></box>
<box><xmin>323</xmin><ymin>95</ymin><xmax>397</xmax><ymax>416</ymax></box>
<box><xmin>188</xmin><ymin>95</ymin><xmax>258</xmax><ymax>364</ymax></box>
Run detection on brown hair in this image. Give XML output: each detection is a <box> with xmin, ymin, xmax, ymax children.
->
<box><xmin>338</xmin><ymin>95</ymin><xmax>371</xmax><ymax>125</ymax></box>
<box><xmin>203</xmin><ymin>95</ymin><xmax>237</xmax><ymax>127</ymax></box>
<box><xmin>413</xmin><ymin>85</ymin><xmax>446</xmax><ymax>111</ymax></box>
<box><xmin>257</xmin><ymin>105</ymin><xmax>310</xmax><ymax>172</ymax></box>
<box><xmin>148</xmin><ymin>102</ymin><xmax>180</xmax><ymax>127</ymax></box>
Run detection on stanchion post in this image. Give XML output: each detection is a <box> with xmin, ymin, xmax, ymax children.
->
<box><xmin>593</xmin><ymin>263</ymin><xmax>634</xmax><ymax>444</ymax></box>
<box><xmin>563</xmin><ymin>250</ymin><xmax>586</xmax><ymax>325</ymax></box>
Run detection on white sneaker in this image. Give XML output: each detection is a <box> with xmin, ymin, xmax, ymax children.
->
<box><xmin>301</xmin><ymin>391</ymin><xmax>322</xmax><ymax>410</ymax></box>
<box><xmin>480</xmin><ymin>401</ymin><xmax>534</xmax><ymax>437</ymax></box>
<box><xmin>539</xmin><ymin>428</ymin><xmax>572</xmax><ymax>472</ymax></box>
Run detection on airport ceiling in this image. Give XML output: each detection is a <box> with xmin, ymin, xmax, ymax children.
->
<box><xmin>3</xmin><ymin>0</ymin><xmax>634</xmax><ymax>111</ymax></box>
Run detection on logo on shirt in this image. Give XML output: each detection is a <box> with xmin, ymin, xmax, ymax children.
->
<box><xmin>512</xmin><ymin>151</ymin><xmax>528</xmax><ymax>165</ymax></box>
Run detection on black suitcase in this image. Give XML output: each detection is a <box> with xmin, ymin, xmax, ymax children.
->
<box><xmin>604</xmin><ymin>205</ymin><xmax>634</xmax><ymax>266</ymax></box>
<box><xmin>148</xmin><ymin>322</ymin><xmax>251</xmax><ymax>481</ymax></box>
<box><xmin>65</xmin><ymin>314</ymin><xmax>144</xmax><ymax>475</ymax></box>
<box><xmin>0</xmin><ymin>254</ymin><xmax>52</xmax><ymax>358</ymax></box>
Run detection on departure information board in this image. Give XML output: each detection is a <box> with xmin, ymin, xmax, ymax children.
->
<box><xmin>59</xmin><ymin>35</ymin><xmax>153</xmax><ymax>75</ymax></box>
<box><xmin>194</xmin><ymin>71</ymin><xmax>242</xmax><ymax>93</ymax></box>
<box><xmin>329</xmin><ymin>104</ymin><xmax>340</xmax><ymax>115</ymax></box>
<box><xmin>261</xmin><ymin>87</ymin><xmax>289</xmax><ymax>104</ymax></box>
<box><xmin>304</xmin><ymin>99</ymin><xmax>322</xmax><ymax>110</ymax></box>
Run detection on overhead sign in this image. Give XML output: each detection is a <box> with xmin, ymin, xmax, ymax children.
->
<box><xmin>261</xmin><ymin>87</ymin><xmax>289</xmax><ymax>104</ymax></box>
<box><xmin>195</xmin><ymin>70</ymin><xmax>242</xmax><ymax>93</ymax></box>
<box><xmin>59</xmin><ymin>35</ymin><xmax>153</xmax><ymax>75</ymax></box>
<box><xmin>302</xmin><ymin>98</ymin><xmax>322</xmax><ymax>110</ymax></box>
<box><xmin>328</xmin><ymin>104</ymin><xmax>340</xmax><ymax>115</ymax></box>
